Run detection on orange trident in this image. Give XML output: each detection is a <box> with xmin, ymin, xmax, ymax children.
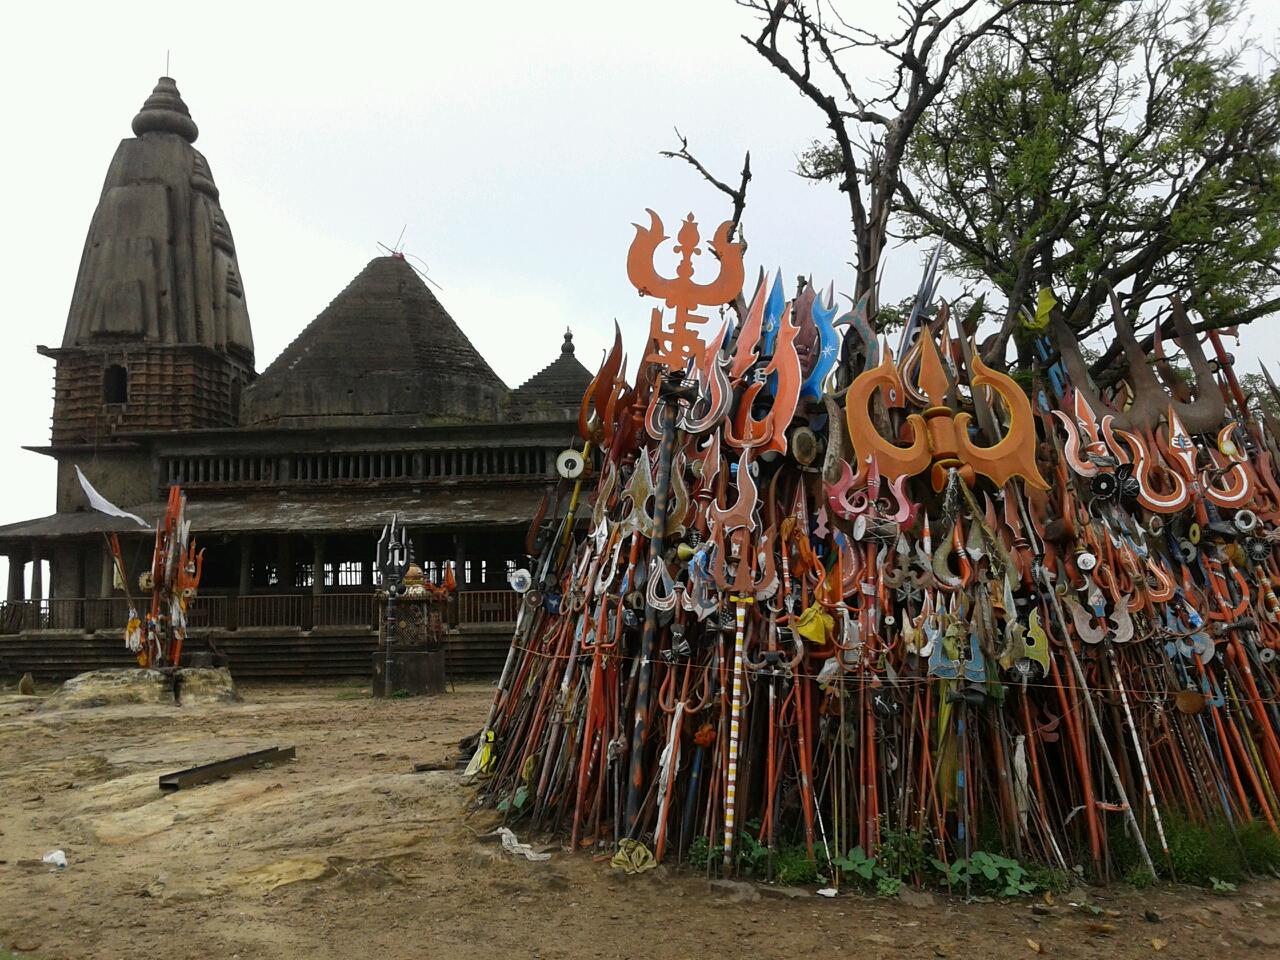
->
<box><xmin>844</xmin><ymin>325</ymin><xmax>1048</xmax><ymax>492</ymax></box>
<box><xmin>626</xmin><ymin>210</ymin><xmax>744</xmax><ymax>376</ymax></box>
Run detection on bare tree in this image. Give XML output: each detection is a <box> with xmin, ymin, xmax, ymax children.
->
<box><xmin>738</xmin><ymin>0</ymin><xmax>1056</xmax><ymax>316</ymax></box>
<box><xmin>660</xmin><ymin>130</ymin><xmax>752</xmax><ymax>318</ymax></box>
<box><xmin>893</xmin><ymin>0</ymin><xmax>1280</xmax><ymax>373</ymax></box>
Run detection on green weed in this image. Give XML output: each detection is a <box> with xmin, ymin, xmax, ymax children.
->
<box><xmin>1162</xmin><ymin>817</ymin><xmax>1245</xmax><ymax>887</ymax></box>
<box><xmin>1124</xmin><ymin>865</ymin><xmax>1156</xmax><ymax>889</ymax></box>
<box><xmin>1236</xmin><ymin>821</ymin><xmax>1280</xmax><ymax>875</ymax></box>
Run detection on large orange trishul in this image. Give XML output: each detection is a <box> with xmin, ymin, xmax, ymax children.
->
<box><xmin>844</xmin><ymin>329</ymin><xmax>1048</xmax><ymax>491</ymax></box>
<box><xmin>627</xmin><ymin>210</ymin><xmax>744</xmax><ymax>375</ymax></box>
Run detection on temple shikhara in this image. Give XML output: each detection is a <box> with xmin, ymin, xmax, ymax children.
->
<box><xmin>0</xmin><ymin>78</ymin><xmax>590</xmax><ymax>679</ymax></box>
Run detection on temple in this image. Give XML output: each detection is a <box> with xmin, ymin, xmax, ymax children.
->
<box><xmin>0</xmin><ymin>78</ymin><xmax>591</xmax><ymax>679</ymax></box>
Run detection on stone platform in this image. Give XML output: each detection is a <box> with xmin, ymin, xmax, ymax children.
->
<box><xmin>38</xmin><ymin>667</ymin><xmax>239</xmax><ymax>709</ymax></box>
<box><xmin>371</xmin><ymin>649</ymin><xmax>447</xmax><ymax>697</ymax></box>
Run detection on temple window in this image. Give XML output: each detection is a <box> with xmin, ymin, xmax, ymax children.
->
<box><xmin>103</xmin><ymin>364</ymin><xmax>128</xmax><ymax>404</ymax></box>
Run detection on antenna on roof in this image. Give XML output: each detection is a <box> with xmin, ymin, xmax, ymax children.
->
<box><xmin>375</xmin><ymin>232</ymin><xmax>445</xmax><ymax>292</ymax></box>
<box><xmin>375</xmin><ymin>225</ymin><xmax>409</xmax><ymax>258</ymax></box>
<box><xmin>404</xmin><ymin>253</ymin><xmax>444</xmax><ymax>292</ymax></box>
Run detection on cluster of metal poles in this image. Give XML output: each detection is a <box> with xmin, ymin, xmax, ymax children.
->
<box><xmin>474</xmin><ymin>222</ymin><xmax>1280</xmax><ymax>883</ymax></box>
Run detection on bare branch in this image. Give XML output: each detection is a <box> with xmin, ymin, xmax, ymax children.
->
<box><xmin>660</xmin><ymin>129</ymin><xmax>754</xmax><ymax>317</ymax></box>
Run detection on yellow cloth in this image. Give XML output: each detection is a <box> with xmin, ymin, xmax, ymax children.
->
<box><xmin>1027</xmin><ymin>287</ymin><xmax>1057</xmax><ymax>330</ymax></box>
<box><xmin>794</xmin><ymin>604</ymin><xmax>833</xmax><ymax>646</ymax></box>
<box><xmin>610</xmin><ymin>839</ymin><xmax>657</xmax><ymax>874</ymax></box>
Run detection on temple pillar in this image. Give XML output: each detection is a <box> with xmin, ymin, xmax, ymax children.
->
<box><xmin>311</xmin><ymin>536</ymin><xmax>326</xmax><ymax>595</ymax></box>
<box><xmin>454</xmin><ymin>532</ymin><xmax>468</xmax><ymax>592</ymax></box>
<box><xmin>7</xmin><ymin>552</ymin><xmax>26</xmax><ymax>602</ymax></box>
<box><xmin>238</xmin><ymin>536</ymin><xmax>252</xmax><ymax>595</ymax></box>
<box><xmin>100</xmin><ymin>543</ymin><xmax>114</xmax><ymax>598</ymax></box>
<box><xmin>30</xmin><ymin>544</ymin><xmax>43</xmax><ymax>602</ymax></box>
<box><xmin>50</xmin><ymin>542</ymin><xmax>83</xmax><ymax>599</ymax></box>
<box><xmin>278</xmin><ymin>536</ymin><xmax>295</xmax><ymax>590</ymax></box>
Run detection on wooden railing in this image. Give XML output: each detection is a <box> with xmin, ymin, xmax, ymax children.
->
<box><xmin>315</xmin><ymin>593</ymin><xmax>377</xmax><ymax>627</ymax></box>
<box><xmin>188</xmin><ymin>596</ymin><xmax>231</xmax><ymax>629</ymax></box>
<box><xmin>237</xmin><ymin>594</ymin><xmax>306</xmax><ymax>628</ymax></box>
<box><xmin>456</xmin><ymin>590</ymin><xmax>522</xmax><ymax>624</ymax></box>
<box><xmin>0</xmin><ymin>590</ymin><xmax>518</xmax><ymax>633</ymax></box>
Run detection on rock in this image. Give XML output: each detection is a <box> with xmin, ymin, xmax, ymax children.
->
<box><xmin>335</xmin><ymin>862</ymin><xmax>398</xmax><ymax>892</ymax></box>
<box><xmin>708</xmin><ymin>878</ymin><xmax>762</xmax><ymax>902</ymax></box>
<box><xmin>760</xmin><ymin>884</ymin><xmax>810</xmax><ymax>900</ymax></box>
<box><xmin>468</xmin><ymin>845</ymin><xmax>505</xmax><ymax>868</ymax></box>
<box><xmin>226</xmin><ymin>858</ymin><xmax>332</xmax><ymax>894</ymax></box>
<box><xmin>176</xmin><ymin>667</ymin><xmax>239</xmax><ymax>705</ymax></box>
<box><xmin>41</xmin><ymin>669</ymin><xmax>173</xmax><ymax>710</ymax></box>
<box><xmin>18</xmin><ymin>672</ymin><xmax>35</xmax><ymax>695</ymax></box>
<box><xmin>898</xmin><ymin>887</ymin><xmax>936</xmax><ymax>908</ymax></box>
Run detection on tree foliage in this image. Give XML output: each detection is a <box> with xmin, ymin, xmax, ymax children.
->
<box><xmin>892</xmin><ymin>0</ymin><xmax>1280</xmax><ymax>365</ymax></box>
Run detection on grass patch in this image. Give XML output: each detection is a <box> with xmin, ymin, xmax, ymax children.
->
<box><xmin>689</xmin><ymin>812</ymin><xmax>1280</xmax><ymax>893</ymax></box>
<box><xmin>1112</xmin><ymin>815</ymin><xmax>1280</xmax><ymax>888</ymax></box>
<box><xmin>1124</xmin><ymin>865</ymin><xmax>1156</xmax><ymax>889</ymax></box>
<box><xmin>686</xmin><ymin>832</ymin><xmax>822</xmax><ymax>885</ymax></box>
<box><xmin>1164</xmin><ymin>818</ymin><xmax>1244</xmax><ymax>886</ymax></box>
<box><xmin>1236</xmin><ymin>821</ymin><xmax>1280</xmax><ymax>875</ymax></box>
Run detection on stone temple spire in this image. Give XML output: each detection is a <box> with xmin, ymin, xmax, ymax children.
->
<box><xmin>45</xmin><ymin>77</ymin><xmax>256</xmax><ymax>445</ymax></box>
<box><xmin>60</xmin><ymin>76</ymin><xmax>253</xmax><ymax>359</ymax></box>
<box><xmin>131</xmin><ymin>77</ymin><xmax>199</xmax><ymax>142</ymax></box>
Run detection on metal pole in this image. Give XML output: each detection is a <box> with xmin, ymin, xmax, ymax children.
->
<box><xmin>624</xmin><ymin>377</ymin><xmax>681</xmax><ymax>834</ymax></box>
<box><xmin>384</xmin><ymin>577</ymin><xmax>398</xmax><ymax>698</ymax></box>
<box><xmin>480</xmin><ymin>602</ymin><xmax>531</xmax><ymax>735</ymax></box>
<box><xmin>1040</xmin><ymin>569</ymin><xmax>1157</xmax><ymax>878</ymax></box>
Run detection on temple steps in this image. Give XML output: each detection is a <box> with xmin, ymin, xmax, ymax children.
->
<box><xmin>0</xmin><ymin>627</ymin><xmax>513</xmax><ymax>683</ymax></box>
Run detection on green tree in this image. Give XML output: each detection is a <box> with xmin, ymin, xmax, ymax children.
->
<box><xmin>890</xmin><ymin>0</ymin><xmax>1280</xmax><ymax>369</ymax></box>
<box><xmin>1240</xmin><ymin>371</ymin><xmax>1280</xmax><ymax>420</ymax></box>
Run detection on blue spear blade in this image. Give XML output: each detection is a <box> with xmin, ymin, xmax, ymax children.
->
<box><xmin>800</xmin><ymin>283</ymin><xmax>841</xmax><ymax>403</ymax></box>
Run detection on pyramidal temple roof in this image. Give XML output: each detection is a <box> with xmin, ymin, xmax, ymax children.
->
<box><xmin>240</xmin><ymin>256</ymin><xmax>507</xmax><ymax>428</ymax></box>
<box><xmin>509</xmin><ymin>330</ymin><xmax>593</xmax><ymax>422</ymax></box>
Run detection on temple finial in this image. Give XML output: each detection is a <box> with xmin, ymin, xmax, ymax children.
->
<box><xmin>562</xmin><ymin>328</ymin><xmax>575</xmax><ymax>355</ymax></box>
<box><xmin>131</xmin><ymin>76</ymin><xmax>198</xmax><ymax>143</ymax></box>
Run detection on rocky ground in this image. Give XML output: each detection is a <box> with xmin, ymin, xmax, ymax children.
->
<box><xmin>0</xmin><ymin>679</ymin><xmax>1277</xmax><ymax>960</ymax></box>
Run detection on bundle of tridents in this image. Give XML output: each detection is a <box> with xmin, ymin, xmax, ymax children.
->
<box><xmin>114</xmin><ymin>484</ymin><xmax>203</xmax><ymax>669</ymax></box>
<box><xmin>476</xmin><ymin>210</ymin><xmax>1280</xmax><ymax>884</ymax></box>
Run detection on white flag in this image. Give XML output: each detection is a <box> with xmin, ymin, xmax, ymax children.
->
<box><xmin>75</xmin><ymin>465</ymin><xmax>148</xmax><ymax>527</ymax></box>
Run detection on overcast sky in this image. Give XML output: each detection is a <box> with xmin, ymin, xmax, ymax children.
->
<box><xmin>1</xmin><ymin>1</ymin><xmax>1277</xmax><ymax>592</ymax></box>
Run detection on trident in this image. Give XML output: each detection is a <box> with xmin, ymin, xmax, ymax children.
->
<box><xmin>708</xmin><ymin>450</ymin><xmax>777</xmax><ymax>870</ymax></box>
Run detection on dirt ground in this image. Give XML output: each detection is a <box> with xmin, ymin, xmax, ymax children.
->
<box><xmin>1</xmin><ymin>680</ymin><xmax>1278</xmax><ymax>960</ymax></box>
